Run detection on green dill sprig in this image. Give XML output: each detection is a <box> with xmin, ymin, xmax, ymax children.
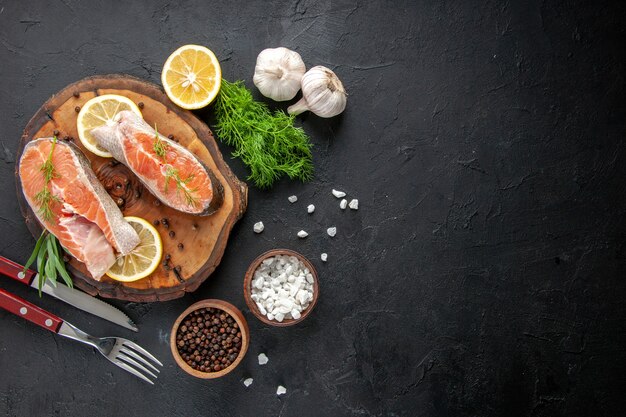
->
<box><xmin>164</xmin><ymin>166</ymin><xmax>199</xmax><ymax>207</ymax></box>
<box><xmin>34</xmin><ymin>188</ymin><xmax>62</xmax><ymax>222</ymax></box>
<box><xmin>153</xmin><ymin>124</ymin><xmax>167</xmax><ymax>160</ymax></box>
<box><xmin>23</xmin><ymin>231</ymin><xmax>73</xmax><ymax>296</ymax></box>
<box><xmin>37</xmin><ymin>136</ymin><xmax>60</xmax><ymax>220</ymax></box>
<box><xmin>214</xmin><ymin>79</ymin><xmax>313</xmax><ymax>189</ymax></box>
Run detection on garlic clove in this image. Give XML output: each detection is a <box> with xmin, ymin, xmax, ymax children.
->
<box><xmin>253</xmin><ymin>47</ymin><xmax>306</xmax><ymax>101</ymax></box>
<box><xmin>287</xmin><ymin>66</ymin><xmax>347</xmax><ymax>118</ymax></box>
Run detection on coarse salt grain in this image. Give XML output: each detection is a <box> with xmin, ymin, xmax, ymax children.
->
<box><xmin>258</xmin><ymin>353</ymin><xmax>269</xmax><ymax>365</ymax></box>
<box><xmin>253</xmin><ymin>221</ymin><xmax>264</xmax><ymax>233</ymax></box>
<box><xmin>332</xmin><ymin>189</ymin><xmax>346</xmax><ymax>198</ymax></box>
<box><xmin>243</xmin><ymin>378</ymin><xmax>254</xmax><ymax>387</ymax></box>
<box><xmin>276</xmin><ymin>385</ymin><xmax>287</xmax><ymax>395</ymax></box>
<box><xmin>307</xmin><ymin>204</ymin><xmax>315</xmax><ymax>213</ymax></box>
<box><xmin>349</xmin><ymin>199</ymin><xmax>359</xmax><ymax>210</ymax></box>
<box><xmin>327</xmin><ymin>227</ymin><xmax>337</xmax><ymax>237</ymax></box>
<box><xmin>340</xmin><ymin>199</ymin><xmax>347</xmax><ymax>209</ymax></box>
<box><xmin>288</xmin><ymin>195</ymin><xmax>298</xmax><ymax>203</ymax></box>
<box><xmin>297</xmin><ymin>230</ymin><xmax>308</xmax><ymax>238</ymax></box>
<box><xmin>321</xmin><ymin>253</ymin><xmax>328</xmax><ymax>262</ymax></box>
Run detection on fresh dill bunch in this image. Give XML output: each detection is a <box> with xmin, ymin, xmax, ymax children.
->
<box><xmin>214</xmin><ymin>79</ymin><xmax>313</xmax><ymax>189</ymax></box>
<box><xmin>164</xmin><ymin>166</ymin><xmax>198</xmax><ymax>207</ymax></box>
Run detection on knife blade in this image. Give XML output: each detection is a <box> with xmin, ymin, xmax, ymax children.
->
<box><xmin>0</xmin><ymin>255</ymin><xmax>138</xmax><ymax>332</ymax></box>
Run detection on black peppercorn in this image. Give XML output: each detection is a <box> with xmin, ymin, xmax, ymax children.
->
<box><xmin>169</xmin><ymin>230</ymin><xmax>175</xmax><ymax>238</ymax></box>
<box><xmin>74</xmin><ymin>106</ymin><xmax>80</xmax><ymax>113</ymax></box>
<box><xmin>138</xmin><ymin>102</ymin><xmax>144</xmax><ymax>109</ymax></box>
<box><xmin>73</xmin><ymin>91</ymin><xmax>80</xmax><ymax>98</ymax></box>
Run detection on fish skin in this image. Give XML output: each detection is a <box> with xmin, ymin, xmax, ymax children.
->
<box><xmin>19</xmin><ymin>138</ymin><xmax>140</xmax><ymax>279</ymax></box>
<box><xmin>92</xmin><ymin>111</ymin><xmax>223</xmax><ymax>216</ymax></box>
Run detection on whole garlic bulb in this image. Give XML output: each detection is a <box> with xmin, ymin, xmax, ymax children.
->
<box><xmin>253</xmin><ymin>47</ymin><xmax>306</xmax><ymax>101</ymax></box>
<box><xmin>287</xmin><ymin>66</ymin><xmax>347</xmax><ymax>118</ymax></box>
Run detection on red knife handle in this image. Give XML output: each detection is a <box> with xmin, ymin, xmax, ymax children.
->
<box><xmin>0</xmin><ymin>288</ymin><xmax>63</xmax><ymax>332</ymax></box>
<box><xmin>0</xmin><ymin>256</ymin><xmax>37</xmax><ymax>285</ymax></box>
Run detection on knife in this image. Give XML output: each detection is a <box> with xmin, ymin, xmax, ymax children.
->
<box><xmin>0</xmin><ymin>256</ymin><xmax>138</xmax><ymax>332</ymax></box>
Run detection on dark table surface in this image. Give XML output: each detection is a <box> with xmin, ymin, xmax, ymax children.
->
<box><xmin>1</xmin><ymin>1</ymin><xmax>625</xmax><ymax>416</ymax></box>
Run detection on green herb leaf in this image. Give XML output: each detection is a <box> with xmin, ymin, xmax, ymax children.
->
<box><xmin>45</xmin><ymin>237</ymin><xmax>58</xmax><ymax>284</ymax></box>
<box><xmin>214</xmin><ymin>79</ymin><xmax>313</xmax><ymax>189</ymax></box>
<box><xmin>23</xmin><ymin>230</ymin><xmax>46</xmax><ymax>273</ymax></box>
<box><xmin>54</xmin><ymin>256</ymin><xmax>73</xmax><ymax>288</ymax></box>
<box><xmin>36</xmin><ymin>242</ymin><xmax>46</xmax><ymax>296</ymax></box>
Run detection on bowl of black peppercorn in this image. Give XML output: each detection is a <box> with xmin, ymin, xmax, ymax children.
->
<box><xmin>170</xmin><ymin>299</ymin><xmax>249</xmax><ymax>379</ymax></box>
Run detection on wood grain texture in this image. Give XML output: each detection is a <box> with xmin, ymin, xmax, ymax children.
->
<box><xmin>15</xmin><ymin>74</ymin><xmax>247</xmax><ymax>302</ymax></box>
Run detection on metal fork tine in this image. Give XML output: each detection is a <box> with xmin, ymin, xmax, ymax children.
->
<box><xmin>120</xmin><ymin>347</ymin><xmax>160</xmax><ymax>374</ymax></box>
<box><xmin>113</xmin><ymin>360</ymin><xmax>155</xmax><ymax>385</ymax></box>
<box><xmin>117</xmin><ymin>352</ymin><xmax>158</xmax><ymax>379</ymax></box>
<box><xmin>122</xmin><ymin>341</ymin><xmax>163</xmax><ymax>367</ymax></box>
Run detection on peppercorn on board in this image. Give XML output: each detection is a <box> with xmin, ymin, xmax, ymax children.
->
<box><xmin>15</xmin><ymin>74</ymin><xmax>247</xmax><ymax>302</ymax></box>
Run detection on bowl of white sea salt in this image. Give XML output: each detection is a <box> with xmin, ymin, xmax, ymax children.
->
<box><xmin>243</xmin><ymin>249</ymin><xmax>319</xmax><ymax>326</ymax></box>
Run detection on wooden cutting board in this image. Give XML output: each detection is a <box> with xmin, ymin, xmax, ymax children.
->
<box><xmin>15</xmin><ymin>74</ymin><xmax>247</xmax><ymax>302</ymax></box>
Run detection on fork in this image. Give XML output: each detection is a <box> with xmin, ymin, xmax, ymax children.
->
<box><xmin>0</xmin><ymin>288</ymin><xmax>162</xmax><ymax>384</ymax></box>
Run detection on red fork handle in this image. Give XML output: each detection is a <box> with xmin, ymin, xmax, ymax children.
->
<box><xmin>0</xmin><ymin>256</ymin><xmax>37</xmax><ymax>286</ymax></box>
<box><xmin>0</xmin><ymin>288</ymin><xmax>62</xmax><ymax>332</ymax></box>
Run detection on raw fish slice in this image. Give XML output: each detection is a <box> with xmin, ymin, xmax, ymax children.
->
<box><xmin>91</xmin><ymin>110</ymin><xmax>223</xmax><ymax>216</ymax></box>
<box><xmin>19</xmin><ymin>138</ymin><xmax>140</xmax><ymax>280</ymax></box>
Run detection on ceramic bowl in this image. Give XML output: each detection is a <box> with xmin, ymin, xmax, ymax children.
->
<box><xmin>170</xmin><ymin>299</ymin><xmax>249</xmax><ymax>378</ymax></box>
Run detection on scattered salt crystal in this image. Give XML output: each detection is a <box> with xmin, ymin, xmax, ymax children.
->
<box><xmin>327</xmin><ymin>227</ymin><xmax>337</xmax><ymax>237</ymax></box>
<box><xmin>291</xmin><ymin>309</ymin><xmax>301</xmax><ymax>320</ymax></box>
<box><xmin>307</xmin><ymin>204</ymin><xmax>315</xmax><ymax>213</ymax></box>
<box><xmin>332</xmin><ymin>189</ymin><xmax>346</xmax><ymax>198</ymax></box>
<box><xmin>267</xmin><ymin>312</ymin><xmax>274</xmax><ymax>320</ymax></box>
<box><xmin>276</xmin><ymin>385</ymin><xmax>287</xmax><ymax>395</ymax></box>
<box><xmin>288</xmin><ymin>195</ymin><xmax>298</xmax><ymax>203</ymax></box>
<box><xmin>258</xmin><ymin>353</ymin><xmax>269</xmax><ymax>365</ymax></box>
<box><xmin>349</xmin><ymin>199</ymin><xmax>359</xmax><ymax>210</ymax></box>
<box><xmin>275</xmin><ymin>312</ymin><xmax>285</xmax><ymax>322</ymax></box>
<box><xmin>253</xmin><ymin>221</ymin><xmax>264</xmax><ymax>233</ymax></box>
<box><xmin>321</xmin><ymin>253</ymin><xmax>328</xmax><ymax>262</ymax></box>
<box><xmin>243</xmin><ymin>378</ymin><xmax>254</xmax><ymax>387</ymax></box>
<box><xmin>297</xmin><ymin>230</ymin><xmax>308</xmax><ymax>238</ymax></box>
<box><xmin>340</xmin><ymin>199</ymin><xmax>347</xmax><ymax>209</ymax></box>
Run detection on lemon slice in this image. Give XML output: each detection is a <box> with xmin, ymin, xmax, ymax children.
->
<box><xmin>76</xmin><ymin>94</ymin><xmax>142</xmax><ymax>158</ymax></box>
<box><xmin>161</xmin><ymin>44</ymin><xmax>221</xmax><ymax>110</ymax></box>
<box><xmin>106</xmin><ymin>216</ymin><xmax>163</xmax><ymax>282</ymax></box>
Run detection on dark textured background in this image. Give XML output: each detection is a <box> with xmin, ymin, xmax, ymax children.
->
<box><xmin>1</xmin><ymin>0</ymin><xmax>625</xmax><ymax>416</ymax></box>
